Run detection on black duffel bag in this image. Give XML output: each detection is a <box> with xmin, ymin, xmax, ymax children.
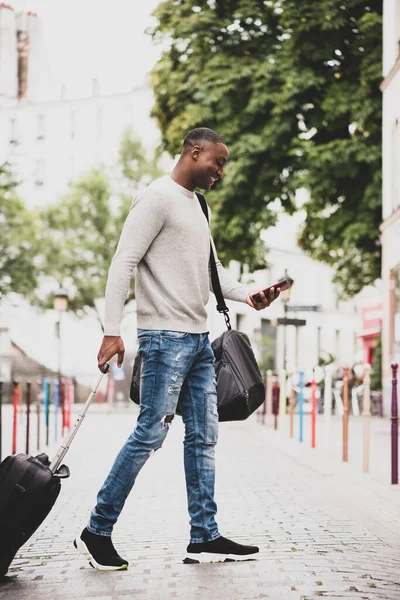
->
<box><xmin>129</xmin><ymin>191</ymin><xmax>265</xmax><ymax>421</ymax></box>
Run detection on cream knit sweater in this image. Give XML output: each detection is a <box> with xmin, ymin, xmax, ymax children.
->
<box><xmin>104</xmin><ymin>175</ymin><xmax>250</xmax><ymax>335</ymax></box>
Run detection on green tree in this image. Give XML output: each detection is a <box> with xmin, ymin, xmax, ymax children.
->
<box><xmin>0</xmin><ymin>163</ymin><xmax>40</xmax><ymax>299</ymax></box>
<box><xmin>40</xmin><ymin>131</ymin><xmax>163</xmax><ymax>329</ymax></box>
<box><xmin>149</xmin><ymin>0</ymin><xmax>382</xmax><ymax>294</ymax></box>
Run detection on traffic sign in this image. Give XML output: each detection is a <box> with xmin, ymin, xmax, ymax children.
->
<box><xmin>286</xmin><ymin>305</ymin><xmax>321</xmax><ymax>312</ymax></box>
<box><xmin>277</xmin><ymin>318</ymin><xmax>307</xmax><ymax>326</ymax></box>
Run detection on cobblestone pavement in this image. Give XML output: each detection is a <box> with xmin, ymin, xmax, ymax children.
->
<box><xmin>1</xmin><ymin>403</ymin><xmax>400</xmax><ymax>600</ymax></box>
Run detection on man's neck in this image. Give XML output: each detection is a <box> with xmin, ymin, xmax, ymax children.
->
<box><xmin>171</xmin><ymin>163</ymin><xmax>196</xmax><ymax>192</ymax></box>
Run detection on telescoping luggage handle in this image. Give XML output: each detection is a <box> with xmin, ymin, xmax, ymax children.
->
<box><xmin>49</xmin><ymin>363</ymin><xmax>110</xmax><ymax>473</ymax></box>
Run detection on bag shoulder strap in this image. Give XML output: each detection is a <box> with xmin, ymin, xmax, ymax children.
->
<box><xmin>195</xmin><ymin>191</ymin><xmax>231</xmax><ymax>330</ymax></box>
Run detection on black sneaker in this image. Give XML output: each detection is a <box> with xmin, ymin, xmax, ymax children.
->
<box><xmin>73</xmin><ymin>527</ymin><xmax>128</xmax><ymax>571</ymax></box>
<box><xmin>184</xmin><ymin>535</ymin><xmax>259</xmax><ymax>563</ymax></box>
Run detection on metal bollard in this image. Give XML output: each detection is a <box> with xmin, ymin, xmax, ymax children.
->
<box><xmin>299</xmin><ymin>371</ymin><xmax>304</xmax><ymax>443</ymax></box>
<box><xmin>391</xmin><ymin>363</ymin><xmax>398</xmax><ymax>485</ymax></box>
<box><xmin>43</xmin><ymin>377</ymin><xmax>50</xmax><ymax>447</ymax></box>
<box><xmin>54</xmin><ymin>379</ymin><xmax>60</xmax><ymax>442</ymax></box>
<box><xmin>107</xmin><ymin>377</ymin><xmax>114</xmax><ymax>411</ymax></box>
<box><xmin>289</xmin><ymin>374</ymin><xmax>295</xmax><ymax>439</ymax></box>
<box><xmin>272</xmin><ymin>378</ymin><xmax>280</xmax><ymax>430</ymax></box>
<box><xmin>343</xmin><ymin>367</ymin><xmax>349</xmax><ymax>462</ymax></box>
<box><xmin>266</xmin><ymin>370</ymin><xmax>273</xmax><ymax>419</ymax></box>
<box><xmin>261</xmin><ymin>371</ymin><xmax>267</xmax><ymax>424</ymax></box>
<box><xmin>61</xmin><ymin>380</ymin><xmax>66</xmax><ymax>434</ymax></box>
<box><xmin>25</xmin><ymin>381</ymin><xmax>31</xmax><ymax>455</ymax></box>
<box><xmin>311</xmin><ymin>369</ymin><xmax>316</xmax><ymax>448</ymax></box>
<box><xmin>279</xmin><ymin>369</ymin><xmax>287</xmax><ymax>429</ymax></box>
<box><xmin>18</xmin><ymin>379</ymin><xmax>23</xmax><ymax>425</ymax></box>
<box><xmin>36</xmin><ymin>379</ymin><xmax>41</xmax><ymax>451</ymax></box>
<box><xmin>12</xmin><ymin>381</ymin><xmax>18</xmax><ymax>454</ymax></box>
<box><xmin>324</xmin><ymin>365</ymin><xmax>333</xmax><ymax>418</ymax></box>
<box><xmin>362</xmin><ymin>364</ymin><xmax>371</xmax><ymax>473</ymax></box>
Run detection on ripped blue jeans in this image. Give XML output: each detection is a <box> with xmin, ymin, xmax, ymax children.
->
<box><xmin>88</xmin><ymin>330</ymin><xmax>220</xmax><ymax>543</ymax></box>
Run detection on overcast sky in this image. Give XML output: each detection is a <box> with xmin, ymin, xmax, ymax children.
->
<box><xmin>11</xmin><ymin>0</ymin><xmax>163</xmax><ymax>96</ymax></box>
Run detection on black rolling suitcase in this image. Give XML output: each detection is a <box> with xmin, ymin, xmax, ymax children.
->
<box><xmin>0</xmin><ymin>364</ymin><xmax>109</xmax><ymax>578</ymax></box>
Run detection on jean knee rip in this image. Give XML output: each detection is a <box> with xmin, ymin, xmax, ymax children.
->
<box><xmin>161</xmin><ymin>414</ymin><xmax>174</xmax><ymax>425</ymax></box>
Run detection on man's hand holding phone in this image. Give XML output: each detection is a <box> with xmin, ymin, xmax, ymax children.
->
<box><xmin>245</xmin><ymin>279</ymin><xmax>289</xmax><ymax>311</ymax></box>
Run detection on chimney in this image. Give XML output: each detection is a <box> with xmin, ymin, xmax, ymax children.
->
<box><xmin>0</xmin><ymin>4</ymin><xmax>18</xmax><ymax>102</ymax></box>
<box><xmin>16</xmin><ymin>11</ymin><xmax>30</xmax><ymax>101</ymax></box>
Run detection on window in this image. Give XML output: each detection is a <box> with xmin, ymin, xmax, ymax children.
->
<box><xmin>9</xmin><ymin>118</ymin><xmax>19</xmax><ymax>145</ymax></box>
<box><xmin>335</xmin><ymin>329</ymin><xmax>340</xmax><ymax>360</ymax></box>
<box><xmin>70</xmin><ymin>109</ymin><xmax>76</xmax><ymax>139</ymax></box>
<box><xmin>317</xmin><ymin>326</ymin><xmax>322</xmax><ymax>359</ymax></box>
<box><xmin>37</xmin><ymin>114</ymin><xmax>45</xmax><ymax>140</ymax></box>
<box><xmin>261</xmin><ymin>318</ymin><xmax>277</xmax><ymax>340</ymax></box>
<box><xmin>35</xmin><ymin>159</ymin><xmax>45</xmax><ymax>186</ymax></box>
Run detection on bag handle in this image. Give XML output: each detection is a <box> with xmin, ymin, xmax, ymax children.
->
<box><xmin>196</xmin><ymin>191</ymin><xmax>231</xmax><ymax>331</ymax></box>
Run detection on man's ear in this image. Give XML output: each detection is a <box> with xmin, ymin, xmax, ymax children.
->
<box><xmin>191</xmin><ymin>145</ymin><xmax>201</xmax><ymax>161</ymax></box>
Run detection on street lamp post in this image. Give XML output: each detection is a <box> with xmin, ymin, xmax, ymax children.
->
<box><xmin>53</xmin><ymin>286</ymin><xmax>68</xmax><ymax>394</ymax></box>
<box><xmin>280</xmin><ymin>269</ymin><xmax>294</xmax><ymax>371</ymax></box>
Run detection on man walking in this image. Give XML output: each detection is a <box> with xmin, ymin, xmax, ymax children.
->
<box><xmin>74</xmin><ymin>128</ymin><xmax>279</xmax><ymax>570</ymax></box>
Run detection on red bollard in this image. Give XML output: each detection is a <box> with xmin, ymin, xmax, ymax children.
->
<box><xmin>98</xmin><ymin>390</ymin><xmax>103</xmax><ymax>404</ymax></box>
<box><xmin>25</xmin><ymin>381</ymin><xmax>31</xmax><ymax>455</ymax></box>
<box><xmin>272</xmin><ymin>380</ymin><xmax>280</xmax><ymax>430</ymax></box>
<box><xmin>61</xmin><ymin>380</ymin><xmax>66</xmax><ymax>434</ymax></box>
<box><xmin>66</xmin><ymin>381</ymin><xmax>74</xmax><ymax>431</ymax></box>
<box><xmin>12</xmin><ymin>381</ymin><xmax>18</xmax><ymax>454</ymax></box>
<box><xmin>311</xmin><ymin>370</ymin><xmax>316</xmax><ymax>448</ymax></box>
<box><xmin>391</xmin><ymin>364</ymin><xmax>398</xmax><ymax>485</ymax></box>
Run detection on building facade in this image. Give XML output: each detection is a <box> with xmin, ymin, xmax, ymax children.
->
<box><xmin>381</xmin><ymin>0</ymin><xmax>400</xmax><ymax>412</ymax></box>
<box><xmin>0</xmin><ymin>4</ymin><xmax>160</xmax><ymax>208</ymax></box>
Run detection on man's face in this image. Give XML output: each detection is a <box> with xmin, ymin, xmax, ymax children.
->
<box><xmin>191</xmin><ymin>142</ymin><xmax>229</xmax><ymax>191</ymax></box>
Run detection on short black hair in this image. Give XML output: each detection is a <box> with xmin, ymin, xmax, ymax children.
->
<box><xmin>183</xmin><ymin>127</ymin><xmax>225</xmax><ymax>152</ymax></box>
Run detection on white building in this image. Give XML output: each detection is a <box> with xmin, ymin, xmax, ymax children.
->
<box><xmin>0</xmin><ymin>5</ymin><xmax>160</xmax><ymax>208</ymax></box>
<box><xmin>381</xmin><ymin>0</ymin><xmax>400</xmax><ymax>411</ymax></box>
<box><xmin>0</xmin><ymin>83</ymin><xmax>160</xmax><ymax>208</ymax></box>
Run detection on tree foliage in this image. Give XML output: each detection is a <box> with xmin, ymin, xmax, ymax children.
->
<box><xmin>149</xmin><ymin>0</ymin><xmax>382</xmax><ymax>294</ymax></box>
<box><xmin>40</xmin><ymin>131</ymin><xmax>163</xmax><ymax>328</ymax></box>
<box><xmin>0</xmin><ymin>163</ymin><xmax>40</xmax><ymax>299</ymax></box>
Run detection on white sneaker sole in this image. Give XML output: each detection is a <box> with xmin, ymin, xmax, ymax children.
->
<box><xmin>184</xmin><ymin>552</ymin><xmax>258</xmax><ymax>564</ymax></box>
<box><xmin>73</xmin><ymin>536</ymin><xmax>128</xmax><ymax>571</ymax></box>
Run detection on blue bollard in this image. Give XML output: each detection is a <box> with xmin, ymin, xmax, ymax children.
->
<box><xmin>299</xmin><ymin>370</ymin><xmax>304</xmax><ymax>443</ymax></box>
<box><xmin>43</xmin><ymin>377</ymin><xmax>50</xmax><ymax>447</ymax></box>
<box><xmin>54</xmin><ymin>379</ymin><xmax>60</xmax><ymax>442</ymax></box>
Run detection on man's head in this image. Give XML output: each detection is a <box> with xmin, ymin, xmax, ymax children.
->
<box><xmin>181</xmin><ymin>127</ymin><xmax>229</xmax><ymax>191</ymax></box>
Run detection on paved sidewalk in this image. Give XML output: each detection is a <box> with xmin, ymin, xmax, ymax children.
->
<box><xmin>1</xmin><ymin>404</ymin><xmax>400</xmax><ymax>600</ymax></box>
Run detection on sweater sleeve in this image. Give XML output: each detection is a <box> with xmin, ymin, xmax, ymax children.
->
<box><xmin>209</xmin><ymin>236</ymin><xmax>250</xmax><ymax>303</ymax></box>
<box><xmin>104</xmin><ymin>190</ymin><xmax>166</xmax><ymax>336</ymax></box>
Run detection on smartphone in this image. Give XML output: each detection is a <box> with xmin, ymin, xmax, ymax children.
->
<box><xmin>251</xmin><ymin>279</ymin><xmax>289</xmax><ymax>304</ymax></box>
